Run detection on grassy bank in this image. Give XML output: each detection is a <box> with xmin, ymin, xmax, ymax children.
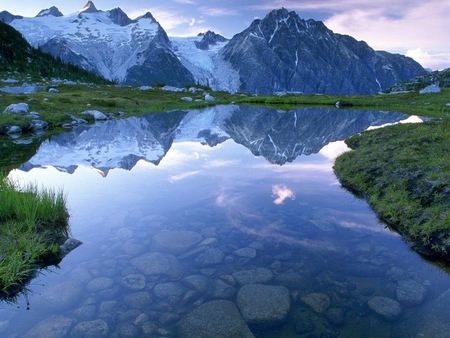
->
<box><xmin>334</xmin><ymin>119</ymin><xmax>450</xmax><ymax>261</ymax></box>
<box><xmin>0</xmin><ymin>172</ymin><xmax>70</xmax><ymax>299</ymax></box>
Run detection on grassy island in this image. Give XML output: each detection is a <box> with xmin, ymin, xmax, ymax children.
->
<box><xmin>0</xmin><ymin>172</ymin><xmax>70</xmax><ymax>299</ymax></box>
<box><xmin>334</xmin><ymin>118</ymin><xmax>450</xmax><ymax>261</ymax></box>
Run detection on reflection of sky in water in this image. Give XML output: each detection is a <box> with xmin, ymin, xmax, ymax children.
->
<box><xmin>4</xmin><ymin>110</ymin><xmax>450</xmax><ymax>337</ymax></box>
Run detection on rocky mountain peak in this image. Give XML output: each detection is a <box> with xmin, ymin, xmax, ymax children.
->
<box><xmin>36</xmin><ymin>6</ymin><xmax>63</xmax><ymax>18</ymax></box>
<box><xmin>195</xmin><ymin>31</ymin><xmax>228</xmax><ymax>50</ymax></box>
<box><xmin>107</xmin><ymin>7</ymin><xmax>132</xmax><ymax>26</ymax></box>
<box><xmin>79</xmin><ymin>1</ymin><xmax>99</xmax><ymax>14</ymax></box>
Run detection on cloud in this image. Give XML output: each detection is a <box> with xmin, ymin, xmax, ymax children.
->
<box><xmin>272</xmin><ymin>184</ymin><xmax>295</xmax><ymax>205</ymax></box>
<box><xmin>406</xmin><ymin>49</ymin><xmax>450</xmax><ymax>71</ymax></box>
<box><xmin>168</xmin><ymin>170</ymin><xmax>202</xmax><ymax>183</ymax></box>
<box><xmin>199</xmin><ymin>7</ymin><xmax>240</xmax><ymax>17</ymax></box>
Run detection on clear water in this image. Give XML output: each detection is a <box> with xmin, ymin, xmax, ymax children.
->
<box><xmin>2</xmin><ymin>106</ymin><xmax>450</xmax><ymax>337</ymax></box>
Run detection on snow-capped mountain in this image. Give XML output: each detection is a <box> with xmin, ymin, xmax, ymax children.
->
<box><xmin>19</xmin><ymin>106</ymin><xmax>409</xmax><ymax>175</ymax></box>
<box><xmin>3</xmin><ymin>3</ymin><xmax>426</xmax><ymax>94</ymax></box>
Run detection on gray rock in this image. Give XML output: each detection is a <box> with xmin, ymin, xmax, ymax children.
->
<box><xmin>118</xmin><ymin>323</ymin><xmax>139</xmax><ymax>337</ymax></box>
<box><xmin>232</xmin><ymin>268</ymin><xmax>273</xmax><ymax>285</ymax></box>
<box><xmin>325</xmin><ymin>307</ymin><xmax>346</xmax><ymax>326</ymax></box>
<box><xmin>368</xmin><ymin>296</ymin><xmax>402</xmax><ymax>321</ymax></box>
<box><xmin>210</xmin><ymin>279</ymin><xmax>236</xmax><ymax>299</ymax></box>
<box><xmin>60</xmin><ymin>238</ymin><xmax>82</xmax><ymax>257</ymax></box>
<box><xmin>194</xmin><ymin>248</ymin><xmax>225</xmax><ymax>267</ymax></box>
<box><xmin>153</xmin><ymin>282</ymin><xmax>186</xmax><ymax>299</ymax></box>
<box><xmin>121</xmin><ymin>274</ymin><xmax>146</xmax><ymax>290</ymax></box>
<box><xmin>71</xmin><ymin>319</ymin><xmax>109</xmax><ymax>338</ymax></box>
<box><xmin>22</xmin><ymin>316</ymin><xmax>72</xmax><ymax>338</ymax></box>
<box><xmin>181</xmin><ymin>97</ymin><xmax>193</xmax><ymax>102</ymax></box>
<box><xmin>123</xmin><ymin>291</ymin><xmax>153</xmax><ymax>309</ymax></box>
<box><xmin>3</xmin><ymin>103</ymin><xmax>29</xmax><ymax>114</ymax></box>
<box><xmin>139</xmin><ymin>85</ymin><xmax>153</xmax><ymax>91</ymax></box>
<box><xmin>275</xmin><ymin>271</ymin><xmax>306</xmax><ymax>288</ymax></box>
<box><xmin>181</xmin><ymin>274</ymin><xmax>210</xmax><ymax>293</ymax></box>
<box><xmin>152</xmin><ymin>230</ymin><xmax>203</xmax><ymax>255</ymax></box>
<box><xmin>420</xmin><ymin>84</ymin><xmax>441</xmax><ymax>94</ymax></box>
<box><xmin>49</xmin><ymin>88</ymin><xmax>59</xmax><ymax>93</ymax></box>
<box><xmin>86</xmin><ymin>278</ymin><xmax>114</xmax><ymax>292</ymax></box>
<box><xmin>233</xmin><ymin>247</ymin><xmax>257</xmax><ymax>258</ymax></box>
<box><xmin>81</xmin><ymin>110</ymin><xmax>108</xmax><ymax>120</ymax></box>
<box><xmin>177</xmin><ymin>300</ymin><xmax>254</xmax><ymax>338</ymax></box>
<box><xmin>301</xmin><ymin>293</ymin><xmax>330</xmax><ymax>314</ymax></box>
<box><xmin>396</xmin><ymin>279</ymin><xmax>428</xmax><ymax>307</ymax></box>
<box><xmin>30</xmin><ymin>120</ymin><xmax>49</xmax><ymax>131</ymax></box>
<box><xmin>162</xmin><ymin>85</ymin><xmax>184</xmax><ymax>92</ymax></box>
<box><xmin>204</xmin><ymin>94</ymin><xmax>215</xmax><ymax>101</ymax></box>
<box><xmin>131</xmin><ymin>252</ymin><xmax>185</xmax><ymax>280</ymax></box>
<box><xmin>0</xmin><ymin>85</ymin><xmax>46</xmax><ymax>94</ymax></box>
<box><xmin>34</xmin><ymin>280</ymin><xmax>83</xmax><ymax>312</ymax></box>
<box><xmin>236</xmin><ymin>284</ymin><xmax>290</xmax><ymax>327</ymax></box>
<box><xmin>6</xmin><ymin>125</ymin><xmax>22</xmax><ymax>134</ymax></box>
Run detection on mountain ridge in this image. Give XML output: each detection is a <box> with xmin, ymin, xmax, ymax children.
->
<box><xmin>2</xmin><ymin>3</ymin><xmax>426</xmax><ymax>94</ymax></box>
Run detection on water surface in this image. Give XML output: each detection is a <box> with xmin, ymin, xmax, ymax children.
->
<box><xmin>2</xmin><ymin>106</ymin><xmax>450</xmax><ymax>337</ymax></box>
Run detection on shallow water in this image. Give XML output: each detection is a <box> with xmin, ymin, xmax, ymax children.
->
<box><xmin>2</xmin><ymin>106</ymin><xmax>450</xmax><ymax>337</ymax></box>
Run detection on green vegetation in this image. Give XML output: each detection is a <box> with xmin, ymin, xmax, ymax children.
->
<box><xmin>0</xmin><ymin>172</ymin><xmax>70</xmax><ymax>298</ymax></box>
<box><xmin>334</xmin><ymin>119</ymin><xmax>450</xmax><ymax>260</ymax></box>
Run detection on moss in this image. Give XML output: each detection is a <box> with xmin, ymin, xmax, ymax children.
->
<box><xmin>334</xmin><ymin>118</ymin><xmax>450</xmax><ymax>261</ymax></box>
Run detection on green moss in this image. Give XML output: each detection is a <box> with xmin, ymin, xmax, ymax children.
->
<box><xmin>334</xmin><ymin>119</ymin><xmax>450</xmax><ymax>260</ymax></box>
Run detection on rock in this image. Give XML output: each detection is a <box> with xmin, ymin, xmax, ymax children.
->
<box><xmin>153</xmin><ymin>282</ymin><xmax>186</xmax><ymax>299</ymax></box>
<box><xmin>71</xmin><ymin>319</ymin><xmax>109</xmax><ymax>338</ymax></box>
<box><xmin>152</xmin><ymin>230</ymin><xmax>203</xmax><ymax>255</ymax></box>
<box><xmin>6</xmin><ymin>125</ymin><xmax>22</xmax><ymax>134</ymax></box>
<box><xmin>34</xmin><ymin>280</ymin><xmax>83</xmax><ymax>312</ymax></box>
<box><xmin>118</xmin><ymin>323</ymin><xmax>139</xmax><ymax>337</ymax></box>
<box><xmin>81</xmin><ymin>110</ymin><xmax>108</xmax><ymax>120</ymax></box>
<box><xmin>159</xmin><ymin>312</ymin><xmax>180</xmax><ymax>325</ymax></box>
<box><xmin>177</xmin><ymin>300</ymin><xmax>254</xmax><ymax>338</ymax></box>
<box><xmin>123</xmin><ymin>291</ymin><xmax>153</xmax><ymax>309</ymax></box>
<box><xmin>86</xmin><ymin>278</ymin><xmax>114</xmax><ymax>292</ymax></box>
<box><xmin>49</xmin><ymin>88</ymin><xmax>59</xmax><ymax>93</ymax></box>
<box><xmin>194</xmin><ymin>248</ymin><xmax>225</xmax><ymax>267</ymax></box>
<box><xmin>368</xmin><ymin>296</ymin><xmax>402</xmax><ymax>321</ymax></box>
<box><xmin>60</xmin><ymin>238</ymin><xmax>82</xmax><ymax>257</ymax></box>
<box><xmin>233</xmin><ymin>247</ymin><xmax>257</xmax><ymax>258</ymax></box>
<box><xmin>232</xmin><ymin>268</ymin><xmax>273</xmax><ymax>285</ymax></box>
<box><xmin>181</xmin><ymin>274</ymin><xmax>210</xmax><ymax>293</ymax></box>
<box><xmin>0</xmin><ymin>85</ymin><xmax>46</xmax><ymax>94</ymax></box>
<box><xmin>3</xmin><ymin>103</ymin><xmax>29</xmax><ymax>114</ymax></box>
<box><xmin>204</xmin><ymin>94</ymin><xmax>215</xmax><ymax>101</ymax></box>
<box><xmin>420</xmin><ymin>84</ymin><xmax>441</xmax><ymax>94</ymax></box>
<box><xmin>131</xmin><ymin>252</ymin><xmax>185</xmax><ymax>280</ymax></box>
<box><xmin>22</xmin><ymin>316</ymin><xmax>72</xmax><ymax>338</ymax></box>
<box><xmin>121</xmin><ymin>274</ymin><xmax>146</xmax><ymax>290</ymax></box>
<box><xmin>30</xmin><ymin>120</ymin><xmax>49</xmax><ymax>131</ymax></box>
<box><xmin>181</xmin><ymin>97</ymin><xmax>193</xmax><ymax>102</ymax></box>
<box><xmin>395</xmin><ymin>279</ymin><xmax>427</xmax><ymax>307</ymax></box>
<box><xmin>162</xmin><ymin>85</ymin><xmax>184</xmax><ymax>92</ymax></box>
<box><xmin>139</xmin><ymin>85</ymin><xmax>153</xmax><ymax>90</ymax></box>
<box><xmin>301</xmin><ymin>293</ymin><xmax>330</xmax><ymax>314</ymax></box>
<box><xmin>236</xmin><ymin>284</ymin><xmax>290</xmax><ymax>327</ymax></box>
<box><xmin>210</xmin><ymin>279</ymin><xmax>236</xmax><ymax>299</ymax></box>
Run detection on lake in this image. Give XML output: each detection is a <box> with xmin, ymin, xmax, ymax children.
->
<box><xmin>2</xmin><ymin>105</ymin><xmax>450</xmax><ymax>337</ymax></box>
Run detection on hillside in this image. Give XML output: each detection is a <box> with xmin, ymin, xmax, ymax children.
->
<box><xmin>0</xmin><ymin>21</ymin><xmax>110</xmax><ymax>84</ymax></box>
<box><xmin>385</xmin><ymin>68</ymin><xmax>450</xmax><ymax>93</ymax></box>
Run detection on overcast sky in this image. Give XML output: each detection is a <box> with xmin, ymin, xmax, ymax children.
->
<box><xmin>2</xmin><ymin>0</ymin><xmax>449</xmax><ymax>70</ymax></box>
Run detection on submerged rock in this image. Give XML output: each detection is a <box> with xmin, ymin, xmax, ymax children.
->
<box><xmin>152</xmin><ymin>230</ymin><xmax>203</xmax><ymax>255</ymax></box>
<box><xmin>131</xmin><ymin>252</ymin><xmax>185</xmax><ymax>280</ymax></box>
<box><xmin>177</xmin><ymin>300</ymin><xmax>254</xmax><ymax>338</ymax></box>
<box><xmin>395</xmin><ymin>279</ymin><xmax>428</xmax><ymax>307</ymax></box>
<box><xmin>236</xmin><ymin>284</ymin><xmax>290</xmax><ymax>327</ymax></box>
<box><xmin>71</xmin><ymin>319</ymin><xmax>109</xmax><ymax>338</ymax></box>
<box><xmin>301</xmin><ymin>293</ymin><xmax>330</xmax><ymax>314</ymax></box>
<box><xmin>22</xmin><ymin>316</ymin><xmax>73</xmax><ymax>338</ymax></box>
<box><xmin>368</xmin><ymin>296</ymin><xmax>402</xmax><ymax>321</ymax></box>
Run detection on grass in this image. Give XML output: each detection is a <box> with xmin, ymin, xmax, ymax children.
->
<box><xmin>0</xmin><ymin>171</ymin><xmax>69</xmax><ymax>299</ymax></box>
<box><xmin>334</xmin><ymin>118</ymin><xmax>450</xmax><ymax>260</ymax></box>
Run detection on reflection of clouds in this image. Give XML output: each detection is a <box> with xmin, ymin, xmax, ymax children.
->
<box><xmin>319</xmin><ymin>141</ymin><xmax>350</xmax><ymax>160</ymax></box>
<box><xmin>272</xmin><ymin>184</ymin><xmax>295</xmax><ymax>205</ymax></box>
<box><xmin>168</xmin><ymin>170</ymin><xmax>202</xmax><ymax>183</ymax></box>
<box><xmin>204</xmin><ymin>159</ymin><xmax>240</xmax><ymax>168</ymax></box>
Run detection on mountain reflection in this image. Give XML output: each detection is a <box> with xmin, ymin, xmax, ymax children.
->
<box><xmin>19</xmin><ymin>105</ymin><xmax>409</xmax><ymax>175</ymax></box>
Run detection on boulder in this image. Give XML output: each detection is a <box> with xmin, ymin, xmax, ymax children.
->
<box><xmin>204</xmin><ymin>94</ymin><xmax>215</xmax><ymax>101</ymax></box>
<box><xmin>152</xmin><ymin>230</ymin><xmax>203</xmax><ymax>255</ymax></box>
<box><xmin>3</xmin><ymin>103</ymin><xmax>29</xmax><ymax>114</ymax></box>
<box><xmin>194</xmin><ymin>248</ymin><xmax>225</xmax><ymax>267</ymax></box>
<box><xmin>33</xmin><ymin>280</ymin><xmax>83</xmax><ymax>312</ymax></box>
<box><xmin>236</xmin><ymin>284</ymin><xmax>290</xmax><ymax>327</ymax></box>
<box><xmin>301</xmin><ymin>293</ymin><xmax>330</xmax><ymax>314</ymax></box>
<box><xmin>71</xmin><ymin>319</ymin><xmax>109</xmax><ymax>338</ymax></box>
<box><xmin>232</xmin><ymin>268</ymin><xmax>273</xmax><ymax>286</ymax></box>
<box><xmin>368</xmin><ymin>296</ymin><xmax>402</xmax><ymax>321</ymax></box>
<box><xmin>395</xmin><ymin>279</ymin><xmax>428</xmax><ymax>307</ymax></box>
<box><xmin>81</xmin><ymin>110</ymin><xmax>108</xmax><ymax>120</ymax></box>
<box><xmin>22</xmin><ymin>316</ymin><xmax>73</xmax><ymax>338</ymax></box>
<box><xmin>177</xmin><ymin>300</ymin><xmax>254</xmax><ymax>338</ymax></box>
<box><xmin>419</xmin><ymin>84</ymin><xmax>441</xmax><ymax>94</ymax></box>
<box><xmin>49</xmin><ymin>88</ymin><xmax>59</xmax><ymax>93</ymax></box>
<box><xmin>121</xmin><ymin>274</ymin><xmax>146</xmax><ymax>290</ymax></box>
<box><xmin>181</xmin><ymin>97</ymin><xmax>193</xmax><ymax>102</ymax></box>
<box><xmin>131</xmin><ymin>252</ymin><xmax>185</xmax><ymax>280</ymax></box>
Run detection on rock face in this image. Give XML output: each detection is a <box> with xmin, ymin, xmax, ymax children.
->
<box><xmin>218</xmin><ymin>8</ymin><xmax>425</xmax><ymax>95</ymax></box>
<box><xmin>177</xmin><ymin>300</ymin><xmax>254</xmax><ymax>338</ymax></box>
<box><xmin>236</xmin><ymin>284</ymin><xmax>291</xmax><ymax>326</ymax></box>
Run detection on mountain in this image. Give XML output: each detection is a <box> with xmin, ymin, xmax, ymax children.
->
<box><xmin>19</xmin><ymin>105</ymin><xmax>410</xmax><ymax>175</ymax></box>
<box><xmin>5</xmin><ymin>2</ymin><xmax>194</xmax><ymax>87</ymax></box>
<box><xmin>0</xmin><ymin>21</ymin><xmax>109</xmax><ymax>83</ymax></box>
<box><xmin>4</xmin><ymin>4</ymin><xmax>426</xmax><ymax>94</ymax></box>
<box><xmin>218</xmin><ymin>8</ymin><xmax>426</xmax><ymax>95</ymax></box>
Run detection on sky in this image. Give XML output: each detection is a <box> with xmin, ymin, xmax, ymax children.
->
<box><xmin>2</xmin><ymin>0</ymin><xmax>449</xmax><ymax>70</ymax></box>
